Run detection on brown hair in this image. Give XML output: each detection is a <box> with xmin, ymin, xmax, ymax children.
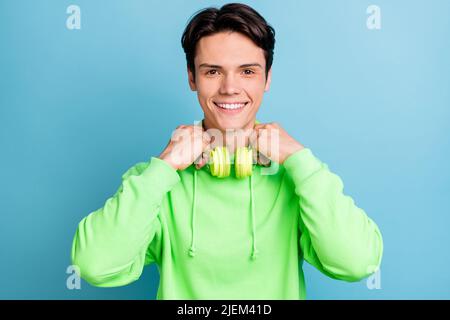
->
<box><xmin>181</xmin><ymin>3</ymin><xmax>275</xmax><ymax>81</ymax></box>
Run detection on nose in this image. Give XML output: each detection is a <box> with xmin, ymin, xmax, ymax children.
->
<box><xmin>219</xmin><ymin>73</ymin><xmax>241</xmax><ymax>95</ymax></box>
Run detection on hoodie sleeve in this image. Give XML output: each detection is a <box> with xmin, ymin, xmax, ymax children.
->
<box><xmin>283</xmin><ymin>148</ymin><xmax>383</xmax><ymax>282</ymax></box>
<box><xmin>71</xmin><ymin>157</ymin><xmax>180</xmax><ymax>287</ymax></box>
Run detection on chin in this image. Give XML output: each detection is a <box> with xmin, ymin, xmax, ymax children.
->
<box><xmin>216</xmin><ymin>118</ymin><xmax>247</xmax><ymax>130</ymax></box>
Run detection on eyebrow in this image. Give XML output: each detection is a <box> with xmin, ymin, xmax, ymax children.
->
<box><xmin>198</xmin><ymin>63</ymin><xmax>263</xmax><ymax>69</ymax></box>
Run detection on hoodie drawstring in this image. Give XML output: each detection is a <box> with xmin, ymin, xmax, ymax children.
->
<box><xmin>188</xmin><ymin>167</ymin><xmax>258</xmax><ymax>260</ymax></box>
<box><xmin>188</xmin><ymin>169</ymin><xmax>197</xmax><ymax>257</ymax></box>
<box><xmin>250</xmin><ymin>174</ymin><xmax>259</xmax><ymax>260</ymax></box>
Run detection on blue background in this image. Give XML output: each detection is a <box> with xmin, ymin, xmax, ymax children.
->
<box><xmin>1</xmin><ymin>0</ymin><xmax>449</xmax><ymax>299</ymax></box>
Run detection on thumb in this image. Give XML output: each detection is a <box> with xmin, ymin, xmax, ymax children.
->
<box><xmin>195</xmin><ymin>148</ymin><xmax>212</xmax><ymax>170</ymax></box>
<box><xmin>202</xmin><ymin>131</ymin><xmax>212</xmax><ymax>147</ymax></box>
<box><xmin>195</xmin><ymin>132</ymin><xmax>212</xmax><ymax>170</ymax></box>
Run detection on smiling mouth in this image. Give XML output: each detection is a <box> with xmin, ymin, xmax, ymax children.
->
<box><xmin>213</xmin><ymin>102</ymin><xmax>249</xmax><ymax>111</ymax></box>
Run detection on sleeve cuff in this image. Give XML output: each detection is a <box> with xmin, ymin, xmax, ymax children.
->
<box><xmin>283</xmin><ymin>148</ymin><xmax>324</xmax><ymax>184</ymax></box>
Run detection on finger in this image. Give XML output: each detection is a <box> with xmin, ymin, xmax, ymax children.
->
<box><xmin>251</xmin><ymin>123</ymin><xmax>271</xmax><ymax>166</ymax></box>
<box><xmin>257</xmin><ymin>128</ymin><xmax>269</xmax><ymax>155</ymax></box>
<box><xmin>202</xmin><ymin>131</ymin><xmax>212</xmax><ymax>147</ymax></box>
<box><xmin>195</xmin><ymin>154</ymin><xmax>206</xmax><ymax>169</ymax></box>
<box><xmin>258</xmin><ymin>152</ymin><xmax>271</xmax><ymax>166</ymax></box>
<box><xmin>194</xmin><ymin>152</ymin><xmax>203</xmax><ymax>168</ymax></box>
<box><xmin>197</xmin><ymin>148</ymin><xmax>213</xmax><ymax>169</ymax></box>
<box><xmin>257</xmin><ymin>128</ymin><xmax>274</xmax><ymax>165</ymax></box>
<box><xmin>253</xmin><ymin>123</ymin><xmax>266</xmax><ymax>129</ymax></box>
<box><xmin>196</xmin><ymin>133</ymin><xmax>213</xmax><ymax>169</ymax></box>
<box><xmin>249</xmin><ymin>129</ymin><xmax>259</xmax><ymax>164</ymax></box>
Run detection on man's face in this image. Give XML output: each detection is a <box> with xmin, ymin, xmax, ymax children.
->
<box><xmin>188</xmin><ymin>31</ymin><xmax>272</xmax><ymax>131</ymax></box>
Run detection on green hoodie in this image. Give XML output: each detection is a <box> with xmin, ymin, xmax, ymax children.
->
<box><xmin>71</xmin><ymin>130</ymin><xmax>383</xmax><ymax>299</ymax></box>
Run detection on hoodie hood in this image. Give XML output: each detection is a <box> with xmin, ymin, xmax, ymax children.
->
<box><xmin>188</xmin><ymin>119</ymin><xmax>261</xmax><ymax>260</ymax></box>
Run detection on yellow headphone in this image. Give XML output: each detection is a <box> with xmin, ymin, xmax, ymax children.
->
<box><xmin>197</xmin><ymin>119</ymin><xmax>260</xmax><ymax>179</ymax></box>
<box><xmin>208</xmin><ymin>145</ymin><xmax>255</xmax><ymax>179</ymax></box>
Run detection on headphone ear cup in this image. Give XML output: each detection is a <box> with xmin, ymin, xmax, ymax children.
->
<box><xmin>246</xmin><ymin>148</ymin><xmax>254</xmax><ymax>177</ymax></box>
<box><xmin>218</xmin><ymin>146</ymin><xmax>225</xmax><ymax>177</ymax></box>
<box><xmin>210</xmin><ymin>146</ymin><xmax>254</xmax><ymax>179</ymax></box>
<box><xmin>235</xmin><ymin>147</ymin><xmax>253</xmax><ymax>179</ymax></box>
<box><xmin>209</xmin><ymin>146</ymin><xmax>231</xmax><ymax>178</ymax></box>
<box><xmin>235</xmin><ymin>146</ymin><xmax>241</xmax><ymax>178</ymax></box>
<box><xmin>223</xmin><ymin>146</ymin><xmax>231</xmax><ymax>177</ymax></box>
<box><xmin>209</xmin><ymin>147</ymin><xmax>219</xmax><ymax>177</ymax></box>
<box><xmin>247</xmin><ymin>148</ymin><xmax>254</xmax><ymax>175</ymax></box>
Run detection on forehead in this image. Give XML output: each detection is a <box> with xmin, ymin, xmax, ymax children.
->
<box><xmin>195</xmin><ymin>31</ymin><xmax>265</xmax><ymax>66</ymax></box>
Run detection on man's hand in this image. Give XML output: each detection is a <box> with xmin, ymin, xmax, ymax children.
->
<box><xmin>250</xmin><ymin>122</ymin><xmax>305</xmax><ymax>164</ymax></box>
<box><xmin>158</xmin><ymin>125</ymin><xmax>212</xmax><ymax>171</ymax></box>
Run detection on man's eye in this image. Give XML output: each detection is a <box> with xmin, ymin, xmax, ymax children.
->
<box><xmin>206</xmin><ymin>70</ymin><xmax>218</xmax><ymax>75</ymax></box>
<box><xmin>243</xmin><ymin>69</ymin><xmax>255</xmax><ymax>75</ymax></box>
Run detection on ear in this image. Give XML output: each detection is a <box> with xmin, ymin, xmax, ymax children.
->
<box><xmin>188</xmin><ymin>67</ymin><xmax>197</xmax><ymax>91</ymax></box>
<box><xmin>264</xmin><ymin>67</ymin><xmax>272</xmax><ymax>92</ymax></box>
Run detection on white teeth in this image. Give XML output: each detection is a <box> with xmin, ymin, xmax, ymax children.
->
<box><xmin>216</xmin><ymin>103</ymin><xmax>246</xmax><ymax>109</ymax></box>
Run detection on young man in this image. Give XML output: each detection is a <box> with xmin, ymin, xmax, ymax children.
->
<box><xmin>71</xmin><ymin>3</ymin><xmax>383</xmax><ymax>299</ymax></box>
